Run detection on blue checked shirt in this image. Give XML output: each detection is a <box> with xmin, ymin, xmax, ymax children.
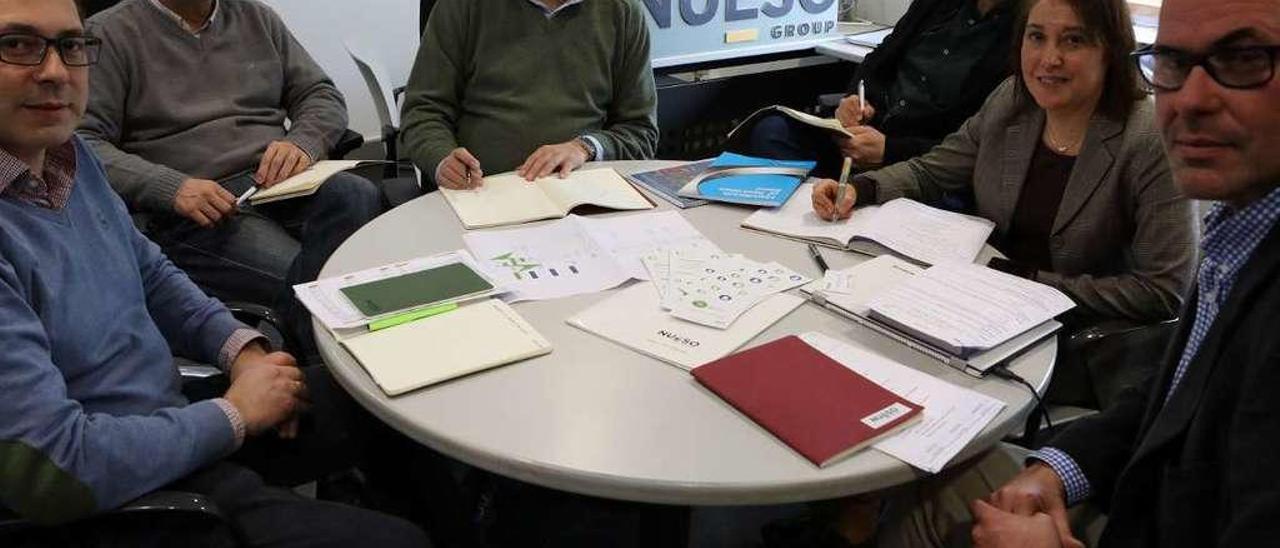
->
<box><xmin>1032</xmin><ymin>186</ymin><xmax>1280</xmax><ymax>505</ymax></box>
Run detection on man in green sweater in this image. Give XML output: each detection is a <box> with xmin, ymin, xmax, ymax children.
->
<box><xmin>401</xmin><ymin>0</ymin><xmax>658</xmax><ymax>189</ymax></box>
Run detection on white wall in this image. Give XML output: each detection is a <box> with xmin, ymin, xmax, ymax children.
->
<box><xmin>261</xmin><ymin>0</ymin><xmax>914</xmax><ymax>141</ymax></box>
<box><xmin>855</xmin><ymin>0</ymin><xmax>911</xmax><ymax>26</ymax></box>
<box><xmin>261</xmin><ymin>0</ymin><xmax>420</xmax><ymax>142</ymax></box>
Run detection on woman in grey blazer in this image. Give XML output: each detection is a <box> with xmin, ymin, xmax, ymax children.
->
<box><xmin>812</xmin><ymin>4</ymin><xmax>1196</xmax><ymax>325</ymax></box>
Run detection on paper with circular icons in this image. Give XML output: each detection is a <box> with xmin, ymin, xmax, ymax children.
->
<box><xmin>643</xmin><ymin>247</ymin><xmax>811</xmax><ymax>329</ymax></box>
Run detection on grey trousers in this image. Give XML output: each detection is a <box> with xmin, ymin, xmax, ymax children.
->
<box><xmin>878</xmin><ymin>445</ymin><xmax>1107</xmax><ymax>548</ymax></box>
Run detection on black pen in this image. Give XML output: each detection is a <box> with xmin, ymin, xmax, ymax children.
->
<box><xmin>807</xmin><ymin>243</ymin><xmax>830</xmax><ymax>273</ymax></box>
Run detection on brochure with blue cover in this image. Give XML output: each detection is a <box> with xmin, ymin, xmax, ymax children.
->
<box><xmin>677</xmin><ymin>152</ymin><xmax>816</xmax><ymax>207</ymax></box>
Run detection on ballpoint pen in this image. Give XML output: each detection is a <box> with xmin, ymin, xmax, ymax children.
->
<box><xmin>807</xmin><ymin>243</ymin><xmax>830</xmax><ymax>273</ymax></box>
<box><xmin>832</xmin><ymin>156</ymin><xmax>852</xmax><ymax>222</ymax></box>
<box><xmin>857</xmin><ymin>80</ymin><xmax>866</xmax><ymax>123</ymax></box>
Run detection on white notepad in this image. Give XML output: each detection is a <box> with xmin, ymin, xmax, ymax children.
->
<box><xmin>341</xmin><ymin>299</ymin><xmax>552</xmax><ymax>396</ymax></box>
<box><xmin>251</xmin><ymin>160</ymin><xmax>387</xmax><ymax>204</ymax></box>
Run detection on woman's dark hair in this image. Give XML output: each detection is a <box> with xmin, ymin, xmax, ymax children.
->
<box><xmin>1011</xmin><ymin>0</ymin><xmax>1145</xmax><ymax>121</ymax></box>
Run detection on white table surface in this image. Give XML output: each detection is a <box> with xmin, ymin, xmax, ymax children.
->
<box><xmin>315</xmin><ymin>160</ymin><xmax>1055</xmax><ymax>506</ymax></box>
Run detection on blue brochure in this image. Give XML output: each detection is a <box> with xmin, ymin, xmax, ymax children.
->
<box><xmin>677</xmin><ymin>152</ymin><xmax>816</xmax><ymax>207</ymax></box>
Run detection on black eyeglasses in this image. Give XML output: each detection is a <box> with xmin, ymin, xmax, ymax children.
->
<box><xmin>0</xmin><ymin>33</ymin><xmax>102</xmax><ymax>67</ymax></box>
<box><xmin>1132</xmin><ymin>44</ymin><xmax>1279</xmax><ymax>91</ymax></box>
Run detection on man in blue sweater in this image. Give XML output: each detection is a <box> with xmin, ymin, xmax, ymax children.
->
<box><xmin>0</xmin><ymin>0</ymin><xmax>426</xmax><ymax>545</ymax></box>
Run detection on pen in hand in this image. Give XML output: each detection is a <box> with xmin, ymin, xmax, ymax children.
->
<box><xmin>857</xmin><ymin>80</ymin><xmax>866</xmax><ymax>124</ymax></box>
<box><xmin>832</xmin><ymin>156</ymin><xmax>853</xmax><ymax>222</ymax></box>
<box><xmin>235</xmin><ymin>181</ymin><xmax>260</xmax><ymax>208</ymax></box>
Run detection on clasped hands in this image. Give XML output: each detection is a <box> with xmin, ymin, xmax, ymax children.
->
<box><xmin>970</xmin><ymin>463</ymin><xmax>1086</xmax><ymax>548</ymax></box>
<box><xmin>436</xmin><ymin>138</ymin><xmax>591</xmax><ymax>190</ymax></box>
<box><xmin>224</xmin><ymin>343</ymin><xmax>310</xmax><ymax>440</ymax></box>
<box><xmin>173</xmin><ymin>140</ymin><xmax>312</xmax><ymax>227</ymax></box>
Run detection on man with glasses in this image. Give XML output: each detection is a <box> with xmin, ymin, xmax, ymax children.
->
<box><xmin>77</xmin><ymin>0</ymin><xmax>382</xmax><ymax>362</ymax></box>
<box><xmin>0</xmin><ymin>0</ymin><xmax>426</xmax><ymax>546</ymax></box>
<box><xmin>866</xmin><ymin>0</ymin><xmax>1280</xmax><ymax>546</ymax></box>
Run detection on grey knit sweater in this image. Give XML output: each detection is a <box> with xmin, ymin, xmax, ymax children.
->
<box><xmin>79</xmin><ymin>0</ymin><xmax>348</xmax><ymax>215</ymax></box>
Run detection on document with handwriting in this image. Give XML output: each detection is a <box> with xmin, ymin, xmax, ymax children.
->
<box><xmin>742</xmin><ymin>184</ymin><xmax>995</xmax><ymax>265</ymax></box>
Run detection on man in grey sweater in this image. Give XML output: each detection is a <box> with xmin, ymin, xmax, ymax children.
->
<box><xmin>78</xmin><ymin>0</ymin><xmax>381</xmax><ymax>354</ymax></box>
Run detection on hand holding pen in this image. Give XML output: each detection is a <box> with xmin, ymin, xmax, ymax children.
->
<box><xmin>835</xmin><ymin>80</ymin><xmax>874</xmax><ymax>129</ymax></box>
<box><xmin>438</xmin><ymin>147</ymin><xmax>484</xmax><ymax>190</ymax></box>
<box><xmin>810</xmin><ymin>162</ymin><xmax>858</xmax><ymax>222</ymax></box>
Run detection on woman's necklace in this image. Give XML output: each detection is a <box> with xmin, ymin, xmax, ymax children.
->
<box><xmin>1044</xmin><ymin>121</ymin><xmax>1085</xmax><ymax>155</ymax></box>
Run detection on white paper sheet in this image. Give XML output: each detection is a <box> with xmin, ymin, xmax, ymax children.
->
<box><xmin>568</xmin><ymin>282</ymin><xmax>805</xmax><ymax>370</ymax></box>
<box><xmin>578</xmin><ymin>211</ymin><xmax>721</xmax><ymax>280</ymax></box>
<box><xmin>463</xmin><ymin>220</ymin><xmax>631</xmax><ymax>302</ymax></box>
<box><xmin>462</xmin><ymin>212</ymin><xmax>721</xmax><ymax>302</ymax></box>
<box><xmin>799</xmin><ymin>332</ymin><xmax>1006</xmax><ymax>473</ymax></box>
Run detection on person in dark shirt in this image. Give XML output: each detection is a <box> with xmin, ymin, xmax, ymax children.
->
<box><xmin>739</xmin><ymin>0</ymin><xmax>1015</xmax><ymax>197</ymax></box>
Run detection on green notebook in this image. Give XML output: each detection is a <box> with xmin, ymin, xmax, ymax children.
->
<box><xmin>340</xmin><ymin>262</ymin><xmax>495</xmax><ymax>317</ymax></box>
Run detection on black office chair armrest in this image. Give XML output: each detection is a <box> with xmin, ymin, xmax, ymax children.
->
<box><xmin>0</xmin><ymin>491</ymin><xmax>223</xmax><ymax>537</ymax></box>
<box><xmin>224</xmin><ymin>301</ymin><xmax>295</xmax><ymax>354</ymax></box>
<box><xmin>1065</xmin><ymin>317</ymin><xmax>1178</xmax><ymax>352</ymax></box>
<box><xmin>330</xmin><ymin>129</ymin><xmax>365</xmax><ymax>160</ymax></box>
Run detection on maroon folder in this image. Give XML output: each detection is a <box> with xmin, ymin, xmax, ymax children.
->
<box><xmin>692</xmin><ymin>335</ymin><xmax>923</xmax><ymax>467</ymax></box>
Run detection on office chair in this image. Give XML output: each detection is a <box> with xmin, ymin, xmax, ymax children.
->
<box><xmin>345</xmin><ymin>40</ymin><xmax>430</xmax><ymax>203</ymax></box>
<box><xmin>1011</xmin><ymin>317</ymin><xmax>1180</xmax><ymax>447</ymax></box>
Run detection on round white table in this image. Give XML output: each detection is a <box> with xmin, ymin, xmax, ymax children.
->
<box><xmin>315</xmin><ymin>160</ymin><xmax>1055</xmax><ymax>506</ymax></box>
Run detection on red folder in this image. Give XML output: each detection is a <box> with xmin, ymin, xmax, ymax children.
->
<box><xmin>692</xmin><ymin>335</ymin><xmax>923</xmax><ymax>467</ymax></box>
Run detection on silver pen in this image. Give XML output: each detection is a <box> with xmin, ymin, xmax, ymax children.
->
<box><xmin>832</xmin><ymin>156</ymin><xmax>853</xmax><ymax>222</ymax></box>
<box><xmin>235</xmin><ymin>185</ymin><xmax>259</xmax><ymax>207</ymax></box>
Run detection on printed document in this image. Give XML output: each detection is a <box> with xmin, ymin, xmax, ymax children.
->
<box><xmin>464</xmin><ymin>211</ymin><xmax>720</xmax><ymax>302</ymax></box>
<box><xmin>800</xmin><ymin>332</ymin><xmax>1006</xmax><ymax>473</ymax></box>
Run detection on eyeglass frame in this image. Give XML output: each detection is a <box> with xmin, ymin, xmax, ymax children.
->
<box><xmin>0</xmin><ymin>32</ymin><xmax>102</xmax><ymax>67</ymax></box>
<box><xmin>1130</xmin><ymin>43</ymin><xmax>1280</xmax><ymax>91</ymax></box>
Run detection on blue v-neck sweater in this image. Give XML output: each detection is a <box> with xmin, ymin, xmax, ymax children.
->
<box><xmin>0</xmin><ymin>138</ymin><xmax>240</xmax><ymax>524</ymax></box>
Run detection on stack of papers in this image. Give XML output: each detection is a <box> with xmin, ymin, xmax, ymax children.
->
<box><xmin>641</xmin><ymin>248</ymin><xmax>811</xmax><ymax>329</ymax></box>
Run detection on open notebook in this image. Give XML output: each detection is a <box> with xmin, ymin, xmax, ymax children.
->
<box><xmin>742</xmin><ymin>183</ymin><xmax>995</xmax><ymax>265</ymax></box>
<box><xmin>440</xmin><ymin>168</ymin><xmax>654</xmax><ymax>229</ymax></box>
<box><xmin>728</xmin><ymin>105</ymin><xmax>853</xmax><ymax>140</ymax></box>
<box><xmin>250</xmin><ymin>160</ymin><xmax>389</xmax><ymax>205</ymax></box>
<box><xmin>341</xmin><ymin>299</ymin><xmax>551</xmax><ymax>396</ymax></box>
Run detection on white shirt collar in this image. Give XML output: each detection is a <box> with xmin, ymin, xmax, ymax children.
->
<box><xmin>148</xmin><ymin>0</ymin><xmax>219</xmax><ymax>35</ymax></box>
<box><xmin>526</xmin><ymin>0</ymin><xmax>584</xmax><ymax>18</ymax></box>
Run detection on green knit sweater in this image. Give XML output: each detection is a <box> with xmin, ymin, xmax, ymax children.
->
<box><xmin>400</xmin><ymin>0</ymin><xmax>658</xmax><ymax>182</ymax></box>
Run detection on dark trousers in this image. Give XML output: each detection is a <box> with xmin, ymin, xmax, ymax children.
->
<box><xmin>731</xmin><ymin>112</ymin><xmax>846</xmax><ymax>179</ymax></box>
<box><xmin>146</xmin><ymin>172</ymin><xmax>383</xmax><ymax>359</ymax></box>
<box><xmin>732</xmin><ymin>113</ymin><xmax>975</xmax><ymax>212</ymax></box>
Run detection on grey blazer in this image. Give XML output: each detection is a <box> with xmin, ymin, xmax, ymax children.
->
<box><xmin>866</xmin><ymin>78</ymin><xmax>1197</xmax><ymax>322</ymax></box>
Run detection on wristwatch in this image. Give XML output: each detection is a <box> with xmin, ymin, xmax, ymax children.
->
<box><xmin>574</xmin><ymin>136</ymin><xmax>597</xmax><ymax>161</ymax></box>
